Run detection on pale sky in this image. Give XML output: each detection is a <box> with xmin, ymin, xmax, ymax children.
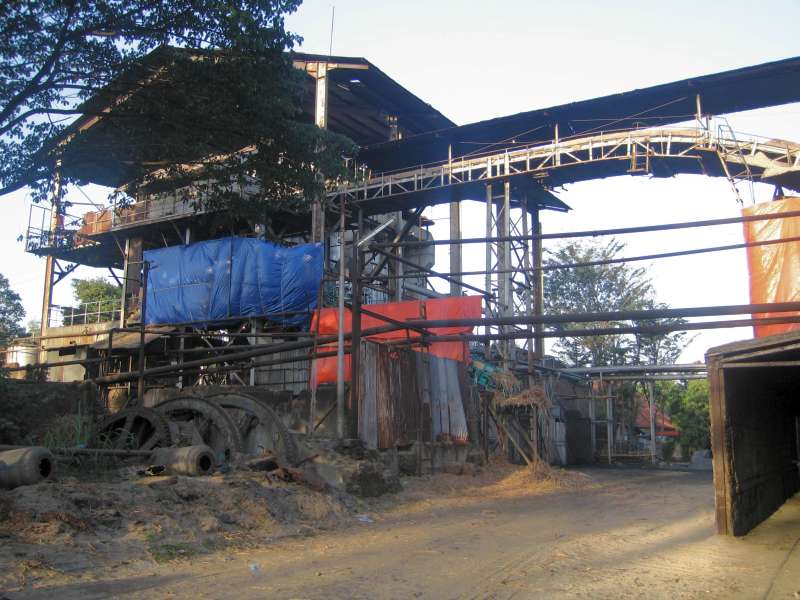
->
<box><xmin>2</xmin><ymin>0</ymin><xmax>800</xmax><ymax>363</ymax></box>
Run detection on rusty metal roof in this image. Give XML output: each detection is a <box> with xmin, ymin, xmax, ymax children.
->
<box><xmin>52</xmin><ymin>48</ymin><xmax>454</xmax><ymax>188</ymax></box>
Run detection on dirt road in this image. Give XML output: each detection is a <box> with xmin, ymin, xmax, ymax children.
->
<box><xmin>4</xmin><ymin>467</ymin><xmax>799</xmax><ymax>599</ymax></box>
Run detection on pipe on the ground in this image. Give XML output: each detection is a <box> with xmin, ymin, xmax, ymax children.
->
<box><xmin>0</xmin><ymin>447</ymin><xmax>55</xmax><ymax>489</ymax></box>
<box><xmin>150</xmin><ymin>445</ymin><xmax>215</xmax><ymax>476</ymax></box>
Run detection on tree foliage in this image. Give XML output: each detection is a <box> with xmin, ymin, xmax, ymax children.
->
<box><xmin>543</xmin><ymin>239</ymin><xmax>690</xmax><ymax>367</ymax></box>
<box><xmin>1</xmin><ymin>1</ymin><xmax>356</xmax><ymax>219</ymax></box>
<box><xmin>0</xmin><ymin>273</ymin><xmax>25</xmax><ymax>345</ymax></box>
<box><xmin>71</xmin><ymin>276</ymin><xmax>120</xmax><ymax>311</ymax></box>
<box><xmin>24</xmin><ymin>319</ymin><xmax>40</xmax><ymax>337</ymax></box>
<box><xmin>661</xmin><ymin>379</ymin><xmax>710</xmax><ymax>454</ymax></box>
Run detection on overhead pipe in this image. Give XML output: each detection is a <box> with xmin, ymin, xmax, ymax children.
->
<box><xmin>369</xmin><ymin>210</ymin><xmax>800</xmax><ymax>249</ymax></box>
<box><xmin>91</xmin><ymin>303</ymin><xmax>800</xmax><ymax>386</ymax></box>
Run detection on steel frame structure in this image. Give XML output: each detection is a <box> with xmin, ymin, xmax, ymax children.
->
<box><xmin>328</xmin><ymin>124</ymin><xmax>800</xmax><ymax>212</ymax></box>
<box><xmin>19</xmin><ymin>48</ymin><xmax>800</xmax><ymax>445</ymax></box>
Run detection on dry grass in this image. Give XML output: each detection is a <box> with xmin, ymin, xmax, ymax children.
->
<box><xmin>491</xmin><ymin>459</ymin><xmax>590</xmax><ymax>495</ymax></box>
<box><xmin>380</xmin><ymin>457</ymin><xmax>593</xmax><ymax>518</ymax></box>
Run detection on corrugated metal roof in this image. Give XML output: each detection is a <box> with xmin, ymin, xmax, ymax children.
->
<box><xmin>361</xmin><ymin>55</ymin><xmax>800</xmax><ymax>171</ymax></box>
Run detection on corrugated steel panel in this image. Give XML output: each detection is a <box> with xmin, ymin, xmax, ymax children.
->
<box><xmin>359</xmin><ymin>342</ymin><xmax>472</xmax><ymax>448</ymax></box>
<box><xmin>445</xmin><ymin>358</ymin><xmax>469</xmax><ymax>443</ymax></box>
<box><xmin>359</xmin><ymin>342</ymin><xmax>378</xmax><ymax>449</ymax></box>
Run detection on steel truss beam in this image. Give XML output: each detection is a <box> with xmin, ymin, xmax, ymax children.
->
<box><xmin>328</xmin><ymin>125</ymin><xmax>800</xmax><ymax>211</ymax></box>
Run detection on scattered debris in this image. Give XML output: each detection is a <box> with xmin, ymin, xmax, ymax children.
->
<box><xmin>138</xmin><ymin>465</ymin><xmax>166</xmax><ymax>477</ymax></box>
<box><xmin>355</xmin><ymin>514</ymin><xmax>374</xmax><ymax>524</ymax></box>
<box><xmin>346</xmin><ymin>462</ymin><xmax>402</xmax><ymax>497</ymax></box>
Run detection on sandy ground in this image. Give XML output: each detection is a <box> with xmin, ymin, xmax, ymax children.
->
<box><xmin>2</xmin><ymin>465</ymin><xmax>799</xmax><ymax>599</ymax></box>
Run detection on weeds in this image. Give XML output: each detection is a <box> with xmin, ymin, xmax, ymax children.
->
<box><xmin>148</xmin><ymin>542</ymin><xmax>199</xmax><ymax>564</ymax></box>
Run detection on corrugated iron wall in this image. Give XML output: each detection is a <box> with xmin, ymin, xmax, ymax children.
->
<box><xmin>359</xmin><ymin>341</ymin><xmax>470</xmax><ymax>450</ymax></box>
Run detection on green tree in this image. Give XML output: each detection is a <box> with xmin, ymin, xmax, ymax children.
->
<box><xmin>543</xmin><ymin>239</ymin><xmax>688</xmax><ymax>367</ymax></box>
<box><xmin>72</xmin><ymin>276</ymin><xmax>121</xmax><ymax>312</ymax></box>
<box><xmin>24</xmin><ymin>319</ymin><xmax>40</xmax><ymax>336</ymax></box>
<box><xmin>632</xmin><ymin>299</ymin><xmax>693</xmax><ymax>366</ymax></box>
<box><xmin>0</xmin><ymin>1</ymin><xmax>356</xmax><ymax>219</ymax></box>
<box><xmin>0</xmin><ymin>273</ymin><xmax>25</xmax><ymax>345</ymax></box>
<box><xmin>664</xmin><ymin>379</ymin><xmax>710</xmax><ymax>454</ymax></box>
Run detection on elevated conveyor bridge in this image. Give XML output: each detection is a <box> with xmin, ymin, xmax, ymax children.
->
<box><xmin>330</xmin><ymin>122</ymin><xmax>800</xmax><ymax>214</ymax></box>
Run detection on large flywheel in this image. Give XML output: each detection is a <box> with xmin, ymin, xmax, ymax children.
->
<box><xmin>91</xmin><ymin>407</ymin><xmax>173</xmax><ymax>451</ymax></box>
<box><xmin>154</xmin><ymin>396</ymin><xmax>243</xmax><ymax>462</ymax></box>
<box><xmin>205</xmin><ymin>392</ymin><xmax>300</xmax><ymax>465</ymax></box>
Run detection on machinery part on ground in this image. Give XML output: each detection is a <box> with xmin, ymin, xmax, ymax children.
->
<box><xmin>154</xmin><ymin>396</ymin><xmax>243</xmax><ymax>462</ymax></box>
<box><xmin>206</xmin><ymin>391</ymin><xmax>301</xmax><ymax>466</ymax></box>
<box><xmin>90</xmin><ymin>407</ymin><xmax>173</xmax><ymax>451</ymax></box>
<box><xmin>150</xmin><ymin>445</ymin><xmax>215</xmax><ymax>476</ymax></box>
<box><xmin>0</xmin><ymin>447</ymin><xmax>54</xmax><ymax>489</ymax></box>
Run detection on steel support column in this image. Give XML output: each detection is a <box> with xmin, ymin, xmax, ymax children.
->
<box><xmin>39</xmin><ymin>165</ymin><xmax>62</xmax><ymax>357</ymax></box>
<box><xmin>484</xmin><ymin>184</ymin><xmax>494</xmax><ymax>360</ymax></box>
<box><xmin>450</xmin><ymin>200</ymin><xmax>461</xmax><ymax>295</ymax></box>
<box><xmin>349</xmin><ymin>208</ymin><xmax>364</xmax><ymax>437</ymax></box>
<box><xmin>532</xmin><ymin>208</ymin><xmax>545</xmax><ymax>359</ymax></box>
<box><xmin>496</xmin><ymin>181</ymin><xmax>513</xmax><ymax>370</ymax></box>
<box><xmin>648</xmin><ymin>379</ymin><xmax>657</xmax><ymax>464</ymax></box>
<box><xmin>336</xmin><ymin>200</ymin><xmax>347</xmax><ymax>439</ymax></box>
<box><xmin>310</xmin><ymin>61</ymin><xmax>329</xmax><ymax>243</ymax></box>
<box><xmin>606</xmin><ymin>393</ymin><xmax>614</xmax><ymax>464</ymax></box>
<box><xmin>522</xmin><ymin>196</ymin><xmax>534</xmax><ymax>388</ymax></box>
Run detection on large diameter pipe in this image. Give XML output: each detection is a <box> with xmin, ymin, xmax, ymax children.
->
<box><xmin>0</xmin><ymin>447</ymin><xmax>55</xmax><ymax>489</ymax></box>
<box><xmin>93</xmin><ymin>302</ymin><xmax>800</xmax><ymax>386</ymax></box>
<box><xmin>93</xmin><ymin>323</ymin><xmax>400</xmax><ymax>385</ymax></box>
<box><xmin>382</xmin><ymin>315</ymin><xmax>800</xmax><ymax>345</ymax></box>
<box><xmin>150</xmin><ymin>445</ymin><xmax>215</xmax><ymax>476</ymax></box>
<box><xmin>401</xmin><ymin>302</ymin><xmax>800</xmax><ymax>329</ymax></box>
<box><xmin>369</xmin><ymin>209</ymin><xmax>800</xmax><ymax>249</ymax></box>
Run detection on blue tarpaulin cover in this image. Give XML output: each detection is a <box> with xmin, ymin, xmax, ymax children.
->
<box><xmin>143</xmin><ymin>237</ymin><xmax>323</xmax><ymax>325</ymax></box>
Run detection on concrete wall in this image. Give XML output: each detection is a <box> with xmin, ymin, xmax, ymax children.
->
<box><xmin>44</xmin><ymin>348</ymin><xmax>88</xmax><ymax>382</ymax></box>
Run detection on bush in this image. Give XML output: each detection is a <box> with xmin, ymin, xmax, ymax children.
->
<box><xmin>661</xmin><ymin>439</ymin><xmax>676</xmax><ymax>462</ymax></box>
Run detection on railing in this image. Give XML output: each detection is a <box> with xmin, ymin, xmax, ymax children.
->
<box><xmin>328</xmin><ymin>121</ymin><xmax>800</xmax><ymax>205</ymax></box>
<box><xmin>47</xmin><ymin>301</ymin><xmax>120</xmax><ymax>328</ymax></box>
<box><xmin>24</xmin><ymin>203</ymin><xmax>87</xmax><ymax>254</ymax></box>
<box><xmin>24</xmin><ymin>121</ymin><xmax>800</xmax><ymax>257</ymax></box>
<box><xmin>25</xmin><ymin>191</ymin><xmax>205</xmax><ymax>255</ymax></box>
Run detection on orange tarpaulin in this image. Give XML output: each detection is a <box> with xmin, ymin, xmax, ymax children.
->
<box><xmin>311</xmin><ymin>296</ymin><xmax>483</xmax><ymax>387</ymax></box>
<box><xmin>743</xmin><ymin>197</ymin><xmax>800</xmax><ymax>337</ymax></box>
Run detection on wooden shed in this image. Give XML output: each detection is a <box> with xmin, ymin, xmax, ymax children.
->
<box><xmin>706</xmin><ymin>331</ymin><xmax>800</xmax><ymax>535</ymax></box>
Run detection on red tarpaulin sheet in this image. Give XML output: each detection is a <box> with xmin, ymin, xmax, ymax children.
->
<box><xmin>311</xmin><ymin>296</ymin><xmax>483</xmax><ymax>387</ymax></box>
<box><xmin>743</xmin><ymin>198</ymin><xmax>800</xmax><ymax>337</ymax></box>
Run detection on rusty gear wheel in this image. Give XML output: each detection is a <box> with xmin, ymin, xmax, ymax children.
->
<box><xmin>91</xmin><ymin>407</ymin><xmax>172</xmax><ymax>451</ymax></box>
